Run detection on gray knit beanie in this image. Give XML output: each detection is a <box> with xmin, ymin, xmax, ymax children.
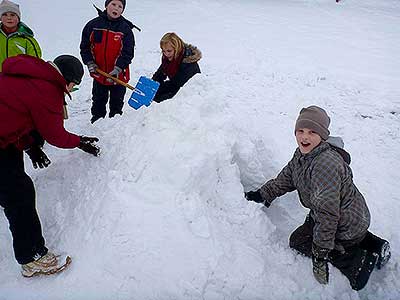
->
<box><xmin>295</xmin><ymin>106</ymin><xmax>330</xmax><ymax>140</ymax></box>
<box><xmin>0</xmin><ymin>0</ymin><xmax>21</xmax><ymax>19</ymax></box>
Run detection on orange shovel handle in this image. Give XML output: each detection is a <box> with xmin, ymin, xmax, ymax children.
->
<box><xmin>96</xmin><ymin>68</ymin><xmax>135</xmax><ymax>91</ymax></box>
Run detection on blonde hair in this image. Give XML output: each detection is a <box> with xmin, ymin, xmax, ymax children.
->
<box><xmin>160</xmin><ymin>32</ymin><xmax>184</xmax><ymax>60</ymax></box>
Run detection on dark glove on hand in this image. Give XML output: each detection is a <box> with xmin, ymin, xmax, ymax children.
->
<box><xmin>26</xmin><ymin>146</ymin><xmax>51</xmax><ymax>169</ymax></box>
<box><xmin>87</xmin><ymin>61</ymin><xmax>98</xmax><ymax>74</ymax></box>
<box><xmin>29</xmin><ymin>130</ymin><xmax>45</xmax><ymax>148</ymax></box>
<box><xmin>312</xmin><ymin>244</ymin><xmax>330</xmax><ymax>285</ymax></box>
<box><xmin>78</xmin><ymin>136</ymin><xmax>100</xmax><ymax>156</ymax></box>
<box><xmin>244</xmin><ymin>190</ymin><xmax>264</xmax><ymax>204</ymax></box>
<box><xmin>106</xmin><ymin>66</ymin><xmax>122</xmax><ymax>83</ymax></box>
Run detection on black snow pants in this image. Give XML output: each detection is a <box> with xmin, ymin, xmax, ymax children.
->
<box><xmin>0</xmin><ymin>145</ymin><xmax>47</xmax><ymax>265</ymax></box>
<box><xmin>289</xmin><ymin>215</ymin><xmax>378</xmax><ymax>291</ymax></box>
<box><xmin>91</xmin><ymin>80</ymin><xmax>127</xmax><ymax>119</ymax></box>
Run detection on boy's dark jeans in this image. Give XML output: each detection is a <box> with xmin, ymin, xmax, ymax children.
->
<box><xmin>0</xmin><ymin>146</ymin><xmax>47</xmax><ymax>265</ymax></box>
<box><xmin>289</xmin><ymin>215</ymin><xmax>378</xmax><ymax>290</ymax></box>
<box><xmin>91</xmin><ymin>80</ymin><xmax>127</xmax><ymax>118</ymax></box>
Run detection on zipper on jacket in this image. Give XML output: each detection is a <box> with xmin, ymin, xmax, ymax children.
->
<box><xmin>24</xmin><ymin>36</ymin><xmax>40</xmax><ymax>57</ymax></box>
<box><xmin>104</xmin><ymin>23</ymin><xmax>110</xmax><ymax>81</ymax></box>
<box><xmin>4</xmin><ymin>33</ymin><xmax>38</xmax><ymax>58</ymax></box>
<box><xmin>5</xmin><ymin>36</ymin><xmax>9</xmax><ymax>57</ymax></box>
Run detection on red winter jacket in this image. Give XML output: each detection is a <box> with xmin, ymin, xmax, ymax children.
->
<box><xmin>80</xmin><ymin>10</ymin><xmax>135</xmax><ymax>85</ymax></box>
<box><xmin>0</xmin><ymin>55</ymin><xmax>81</xmax><ymax>150</ymax></box>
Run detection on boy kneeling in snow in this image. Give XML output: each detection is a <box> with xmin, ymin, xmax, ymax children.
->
<box><xmin>245</xmin><ymin>106</ymin><xmax>390</xmax><ymax>291</ymax></box>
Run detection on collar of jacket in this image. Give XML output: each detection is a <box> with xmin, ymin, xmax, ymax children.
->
<box><xmin>47</xmin><ymin>61</ymin><xmax>71</xmax><ymax>99</ymax></box>
<box><xmin>295</xmin><ymin>140</ymin><xmax>351</xmax><ymax>165</ymax></box>
<box><xmin>182</xmin><ymin>44</ymin><xmax>202</xmax><ymax>64</ymax></box>
<box><xmin>0</xmin><ymin>21</ymin><xmax>34</xmax><ymax>38</ymax></box>
<box><xmin>94</xmin><ymin>5</ymin><xmax>135</xmax><ymax>29</ymax></box>
<box><xmin>294</xmin><ymin>141</ymin><xmax>330</xmax><ymax>162</ymax></box>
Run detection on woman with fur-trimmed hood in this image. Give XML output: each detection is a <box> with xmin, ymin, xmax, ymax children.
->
<box><xmin>152</xmin><ymin>32</ymin><xmax>201</xmax><ymax>103</ymax></box>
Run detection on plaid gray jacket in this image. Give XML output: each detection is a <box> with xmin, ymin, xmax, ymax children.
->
<box><xmin>260</xmin><ymin>141</ymin><xmax>370</xmax><ymax>250</ymax></box>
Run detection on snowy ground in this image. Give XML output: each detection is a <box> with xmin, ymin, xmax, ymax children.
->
<box><xmin>1</xmin><ymin>0</ymin><xmax>399</xmax><ymax>299</ymax></box>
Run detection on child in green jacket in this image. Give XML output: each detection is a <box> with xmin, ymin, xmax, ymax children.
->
<box><xmin>0</xmin><ymin>0</ymin><xmax>41</xmax><ymax>71</ymax></box>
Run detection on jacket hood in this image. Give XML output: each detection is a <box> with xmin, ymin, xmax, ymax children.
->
<box><xmin>2</xmin><ymin>55</ymin><xmax>68</xmax><ymax>93</ymax></box>
<box><xmin>17</xmin><ymin>22</ymin><xmax>34</xmax><ymax>36</ymax></box>
<box><xmin>182</xmin><ymin>44</ymin><xmax>202</xmax><ymax>64</ymax></box>
<box><xmin>326</xmin><ymin>136</ymin><xmax>351</xmax><ymax>164</ymax></box>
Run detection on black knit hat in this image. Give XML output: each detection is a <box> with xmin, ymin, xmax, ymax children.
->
<box><xmin>53</xmin><ymin>55</ymin><xmax>84</xmax><ymax>85</ymax></box>
<box><xmin>105</xmin><ymin>0</ymin><xmax>126</xmax><ymax>9</ymax></box>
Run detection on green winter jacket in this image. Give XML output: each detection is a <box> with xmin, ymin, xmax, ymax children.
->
<box><xmin>0</xmin><ymin>22</ymin><xmax>41</xmax><ymax>72</ymax></box>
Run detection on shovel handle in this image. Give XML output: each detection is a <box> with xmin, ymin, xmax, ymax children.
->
<box><xmin>96</xmin><ymin>68</ymin><xmax>135</xmax><ymax>91</ymax></box>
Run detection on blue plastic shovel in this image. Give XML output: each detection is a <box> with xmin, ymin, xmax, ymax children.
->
<box><xmin>96</xmin><ymin>69</ymin><xmax>160</xmax><ymax>110</ymax></box>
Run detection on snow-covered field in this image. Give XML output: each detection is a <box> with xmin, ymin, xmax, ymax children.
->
<box><xmin>1</xmin><ymin>0</ymin><xmax>399</xmax><ymax>299</ymax></box>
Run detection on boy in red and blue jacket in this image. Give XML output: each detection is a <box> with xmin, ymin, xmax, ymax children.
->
<box><xmin>80</xmin><ymin>0</ymin><xmax>135</xmax><ymax>123</ymax></box>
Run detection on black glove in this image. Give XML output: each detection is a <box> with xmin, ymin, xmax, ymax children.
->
<box><xmin>29</xmin><ymin>130</ymin><xmax>45</xmax><ymax>148</ymax></box>
<box><xmin>78</xmin><ymin>136</ymin><xmax>100</xmax><ymax>156</ymax></box>
<box><xmin>244</xmin><ymin>190</ymin><xmax>263</xmax><ymax>203</ymax></box>
<box><xmin>312</xmin><ymin>244</ymin><xmax>330</xmax><ymax>285</ymax></box>
<box><xmin>25</xmin><ymin>146</ymin><xmax>51</xmax><ymax>169</ymax></box>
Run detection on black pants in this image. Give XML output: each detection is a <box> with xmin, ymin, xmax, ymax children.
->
<box><xmin>0</xmin><ymin>146</ymin><xmax>47</xmax><ymax>265</ymax></box>
<box><xmin>91</xmin><ymin>80</ymin><xmax>127</xmax><ymax>118</ymax></box>
<box><xmin>289</xmin><ymin>215</ymin><xmax>379</xmax><ymax>290</ymax></box>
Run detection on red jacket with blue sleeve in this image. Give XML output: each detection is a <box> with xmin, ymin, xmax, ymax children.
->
<box><xmin>80</xmin><ymin>9</ymin><xmax>135</xmax><ymax>85</ymax></box>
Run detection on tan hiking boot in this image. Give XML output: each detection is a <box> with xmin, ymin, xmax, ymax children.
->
<box><xmin>21</xmin><ymin>252</ymin><xmax>59</xmax><ymax>277</ymax></box>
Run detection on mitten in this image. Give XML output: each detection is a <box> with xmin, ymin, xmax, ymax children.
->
<box><xmin>312</xmin><ymin>244</ymin><xmax>330</xmax><ymax>285</ymax></box>
<box><xmin>244</xmin><ymin>190</ymin><xmax>269</xmax><ymax>207</ymax></box>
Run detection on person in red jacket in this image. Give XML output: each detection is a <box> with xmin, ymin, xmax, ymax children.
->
<box><xmin>0</xmin><ymin>54</ymin><xmax>100</xmax><ymax>277</ymax></box>
<box><xmin>80</xmin><ymin>0</ymin><xmax>135</xmax><ymax>123</ymax></box>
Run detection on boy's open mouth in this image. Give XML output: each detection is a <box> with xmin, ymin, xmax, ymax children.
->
<box><xmin>301</xmin><ymin>142</ymin><xmax>311</xmax><ymax>147</ymax></box>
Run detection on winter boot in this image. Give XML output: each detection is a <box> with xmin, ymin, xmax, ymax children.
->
<box><xmin>350</xmin><ymin>250</ymin><xmax>378</xmax><ymax>291</ymax></box>
<box><xmin>330</xmin><ymin>246</ymin><xmax>377</xmax><ymax>291</ymax></box>
<box><xmin>359</xmin><ymin>231</ymin><xmax>391</xmax><ymax>269</ymax></box>
<box><xmin>376</xmin><ymin>240</ymin><xmax>391</xmax><ymax>269</ymax></box>
<box><xmin>21</xmin><ymin>252</ymin><xmax>59</xmax><ymax>277</ymax></box>
<box><xmin>109</xmin><ymin>111</ymin><xmax>122</xmax><ymax>118</ymax></box>
<box><xmin>90</xmin><ymin>115</ymin><xmax>103</xmax><ymax>124</ymax></box>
